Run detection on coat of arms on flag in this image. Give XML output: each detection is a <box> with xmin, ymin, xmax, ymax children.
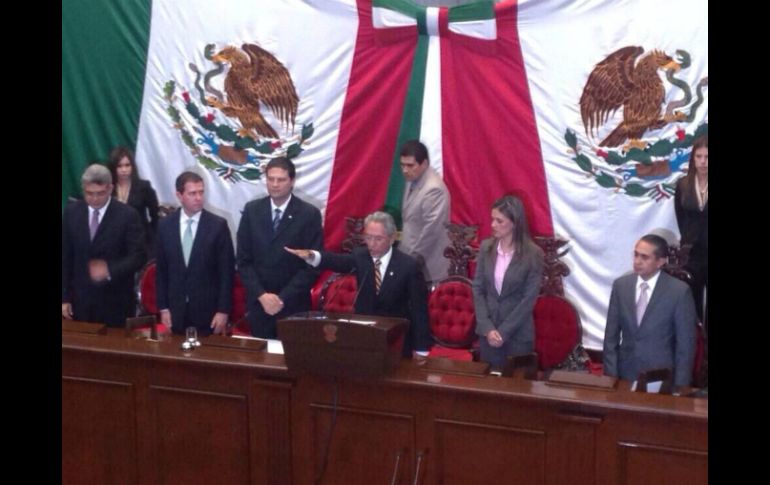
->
<box><xmin>564</xmin><ymin>46</ymin><xmax>708</xmax><ymax>200</ymax></box>
<box><xmin>164</xmin><ymin>43</ymin><xmax>315</xmax><ymax>183</ymax></box>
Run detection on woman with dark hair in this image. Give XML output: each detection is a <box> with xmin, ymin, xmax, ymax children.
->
<box><xmin>107</xmin><ymin>146</ymin><xmax>160</xmax><ymax>257</ymax></box>
<box><xmin>472</xmin><ymin>195</ymin><xmax>544</xmax><ymax>369</ymax></box>
<box><xmin>674</xmin><ymin>136</ymin><xmax>708</xmax><ymax>329</ymax></box>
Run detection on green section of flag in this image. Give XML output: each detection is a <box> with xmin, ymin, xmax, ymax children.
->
<box><xmin>62</xmin><ymin>0</ymin><xmax>151</xmax><ymax>209</ymax></box>
<box><xmin>382</xmin><ymin>8</ymin><xmax>429</xmax><ymax>227</ymax></box>
<box><xmin>373</xmin><ymin>0</ymin><xmax>424</xmax><ymax>18</ymax></box>
<box><xmin>448</xmin><ymin>1</ymin><xmax>495</xmax><ymax>22</ymax></box>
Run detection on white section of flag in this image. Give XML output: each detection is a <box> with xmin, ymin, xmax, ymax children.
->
<box><xmin>135</xmin><ymin>0</ymin><xmax>359</xmax><ymax>233</ymax></box>
<box><xmin>518</xmin><ymin>0</ymin><xmax>708</xmax><ymax>348</ymax></box>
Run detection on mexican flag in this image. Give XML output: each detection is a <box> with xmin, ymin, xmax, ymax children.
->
<box><xmin>62</xmin><ymin>0</ymin><xmax>708</xmax><ymax>348</ymax></box>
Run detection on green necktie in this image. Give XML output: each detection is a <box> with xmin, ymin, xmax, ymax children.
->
<box><xmin>182</xmin><ymin>219</ymin><xmax>194</xmax><ymax>265</ymax></box>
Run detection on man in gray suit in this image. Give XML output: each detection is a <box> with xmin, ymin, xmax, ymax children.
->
<box><xmin>603</xmin><ymin>234</ymin><xmax>697</xmax><ymax>389</ymax></box>
<box><xmin>398</xmin><ymin>140</ymin><xmax>451</xmax><ymax>284</ymax></box>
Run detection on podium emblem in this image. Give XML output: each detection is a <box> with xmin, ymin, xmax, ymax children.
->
<box><xmin>323</xmin><ymin>323</ymin><xmax>338</xmax><ymax>343</ymax></box>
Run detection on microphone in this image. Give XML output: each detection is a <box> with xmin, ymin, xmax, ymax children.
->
<box><xmin>350</xmin><ymin>263</ymin><xmax>370</xmax><ymax>313</ymax></box>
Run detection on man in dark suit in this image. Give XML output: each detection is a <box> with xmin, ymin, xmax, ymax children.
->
<box><xmin>237</xmin><ymin>157</ymin><xmax>323</xmax><ymax>338</ymax></box>
<box><xmin>286</xmin><ymin>211</ymin><xmax>432</xmax><ymax>357</ymax></box>
<box><xmin>603</xmin><ymin>234</ymin><xmax>697</xmax><ymax>389</ymax></box>
<box><xmin>155</xmin><ymin>171</ymin><xmax>234</xmax><ymax>336</ymax></box>
<box><xmin>62</xmin><ymin>164</ymin><xmax>146</xmax><ymax>326</ymax></box>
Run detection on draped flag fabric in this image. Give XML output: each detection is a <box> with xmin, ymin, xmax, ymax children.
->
<box><xmin>62</xmin><ymin>0</ymin><xmax>708</xmax><ymax>349</ymax></box>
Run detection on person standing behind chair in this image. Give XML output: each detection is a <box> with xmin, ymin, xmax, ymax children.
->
<box><xmin>107</xmin><ymin>146</ymin><xmax>160</xmax><ymax>258</ymax></box>
<box><xmin>237</xmin><ymin>157</ymin><xmax>323</xmax><ymax>338</ymax></box>
<box><xmin>674</xmin><ymin>136</ymin><xmax>708</xmax><ymax>329</ymax></box>
<box><xmin>398</xmin><ymin>140</ymin><xmax>451</xmax><ymax>284</ymax></box>
<box><xmin>602</xmin><ymin>234</ymin><xmax>697</xmax><ymax>389</ymax></box>
<box><xmin>285</xmin><ymin>211</ymin><xmax>432</xmax><ymax>357</ymax></box>
<box><xmin>62</xmin><ymin>164</ymin><xmax>146</xmax><ymax>326</ymax></box>
<box><xmin>155</xmin><ymin>171</ymin><xmax>234</xmax><ymax>336</ymax></box>
<box><xmin>472</xmin><ymin>195</ymin><xmax>544</xmax><ymax>370</ymax></box>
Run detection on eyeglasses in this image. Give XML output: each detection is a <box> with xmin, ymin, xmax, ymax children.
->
<box><xmin>362</xmin><ymin>234</ymin><xmax>389</xmax><ymax>243</ymax></box>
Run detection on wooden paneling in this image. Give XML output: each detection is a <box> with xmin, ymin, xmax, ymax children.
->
<box><xmin>149</xmin><ymin>386</ymin><xmax>250</xmax><ymax>485</ymax></box>
<box><xmin>62</xmin><ymin>377</ymin><xmax>137</xmax><ymax>485</ymax></box>
<box><xmin>617</xmin><ymin>442</ymin><xmax>708</xmax><ymax>485</ymax></box>
<box><xmin>434</xmin><ymin>419</ymin><xmax>546</xmax><ymax>485</ymax></box>
<box><xmin>62</xmin><ymin>328</ymin><xmax>708</xmax><ymax>485</ymax></box>
<box><xmin>250</xmin><ymin>379</ymin><xmax>293</xmax><ymax>485</ymax></box>
<box><xmin>310</xmin><ymin>404</ymin><xmax>415</xmax><ymax>485</ymax></box>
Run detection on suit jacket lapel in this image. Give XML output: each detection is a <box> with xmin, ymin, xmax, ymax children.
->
<box><xmin>500</xmin><ymin>255</ymin><xmax>523</xmax><ymax>298</ymax></box>
<box><xmin>378</xmin><ymin>251</ymin><xmax>398</xmax><ymax>297</ymax></box>
<box><xmin>639</xmin><ymin>272</ymin><xmax>668</xmax><ymax>328</ymax></box>
<box><xmin>272</xmin><ymin>196</ymin><xmax>296</xmax><ymax>240</ymax></box>
<box><xmin>622</xmin><ymin>276</ymin><xmax>640</xmax><ymax>333</ymax></box>
<box><xmin>402</xmin><ymin>173</ymin><xmax>426</xmax><ymax>213</ymax></box>
<box><xmin>168</xmin><ymin>210</ymin><xmax>186</xmax><ymax>267</ymax></box>
<box><xmin>485</xmin><ymin>247</ymin><xmax>500</xmax><ymax>297</ymax></box>
<box><xmin>186</xmin><ymin>210</ymin><xmax>208</xmax><ymax>269</ymax></box>
<box><xmin>91</xmin><ymin>200</ymin><xmax>116</xmax><ymax>245</ymax></box>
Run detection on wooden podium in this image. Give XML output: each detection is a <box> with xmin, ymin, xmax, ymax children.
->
<box><xmin>277</xmin><ymin>311</ymin><xmax>408</xmax><ymax>378</ymax></box>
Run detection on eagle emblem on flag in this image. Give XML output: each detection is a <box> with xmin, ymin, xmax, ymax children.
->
<box><xmin>565</xmin><ymin>47</ymin><xmax>708</xmax><ymax>200</ymax></box>
<box><xmin>164</xmin><ymin>43</ymin><xmax>313</xmax><ymax>183</ymax></box>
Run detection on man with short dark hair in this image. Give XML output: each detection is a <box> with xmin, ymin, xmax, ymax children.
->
<box><xmin>286</xmin><ymin>211</ymin><xmax>432</xmax><ymax>357</ymax></box>
<box><xmin>237</xmin><ymin>157</ymin><xmax>323</xmax><ymax>338</ymax></box>
<box><xmin>398</xmin><ymin>140</ymin><xmax>451</xmax><ymax>284</ymax></box>
<box><xmin>62</xmin><ymin>164</ymin><xmax>146</xmax><ymax>326</ymax></box>
<box><xmin>155</xmin><ymin>171</ymin><xmax>234</xmax><ymax>336</ymax></box>
<box><xmin>603</xmin><ymin>234</ymin><xmax>697</xmax><ymax>389</ymax></box>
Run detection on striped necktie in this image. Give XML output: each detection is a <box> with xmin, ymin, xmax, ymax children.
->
<box><xmin>374</xmin><ymin>259</ymin><xmax>382</xmax><ymax>294</ymax></box>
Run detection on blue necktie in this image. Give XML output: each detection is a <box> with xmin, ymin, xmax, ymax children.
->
<box><xmin>273</xmin><ymin>208</ymin><xmax>282</xmax><ymax>231</ymax></box>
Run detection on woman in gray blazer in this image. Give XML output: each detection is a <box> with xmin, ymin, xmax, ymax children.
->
<box><xmin>472</xmin><ymin>195</ymin><xmax>544</xmax><ymax>369</ymax></box>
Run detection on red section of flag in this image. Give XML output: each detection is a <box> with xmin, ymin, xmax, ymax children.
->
<box><xmin>440</xmin><ymin>0</ymin><xmax>553</xmax><ymax>240</ymax></box>
<box><xmin>324</xmin><ymin>0</ymin><xmax>416</xmax><ymax>250</ymax></box>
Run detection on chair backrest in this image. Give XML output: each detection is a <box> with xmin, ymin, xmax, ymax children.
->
<box><xmin>136</xmin><ymin>260</ymin><xmax>158</xmax><ymax>315</ymax></box>
<box><xmin>231</xmin><ymin>272</ymin><xmax>248</xmax><ymax>328</ymax></box>
<box><xmin>310</xmin><ymin>269</ymin><xmax>335</xmax><ymax>311</ymax></box>
<box><xmin>443</xmin><ymin>223</ymin><xmax>479</xmax><ymax>278</ymax></box>
<box><xmin>636</xmin><ymin>368</ymin><xmax>674</xmax><ymax>395</ymax></box>
<box><xmin>501</xmin><ymin>352</ymin><xmax>539</xmax><ymax>380</ymax></box>
<box><xmin>533</xmin><ymin>294</ymin><xmax>582</xmax><ymax>370</ymax></box>
<box><xmin>428</xmin><ymin>276</ymin><xmax>476</xmax><ymax>348</ymax></box>
<box><xmin>321</xmin><ymin>273</ymin><xmax>358</xmax><ymax>313</ymax></box>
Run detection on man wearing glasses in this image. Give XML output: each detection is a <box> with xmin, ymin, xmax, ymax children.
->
<box><xmin>285</xmin><ymin>211</ymin><xmax>432</xmax><ymax>357</ymax></box>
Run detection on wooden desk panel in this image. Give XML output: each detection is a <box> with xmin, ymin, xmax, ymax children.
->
<box><xmin>62</xmin><ymin>329</ymin><xmax>292</xmax><ymax>485</ymax></box>
<box><xmin>62</xmin><ymin>327</ymin><xmax>707</xmax><ymax>485</ymax></box>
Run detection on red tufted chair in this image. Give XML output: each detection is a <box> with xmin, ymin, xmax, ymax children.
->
<box><xmin>533</xmin><ymin>294</ymin><xmax>582</xmax><ymax>370</ymax></box>
<box><xmin>427</xmin><ymin>276</ymin><xmax>477</xmax><ymax>361</ymax></box>
<box><xmin>310</xmin><ymin>270</ymin><xmax>335</xmax><ymax>311</ymax></box>
<box><xmin>320</xmin><ymin>273</ymin><xmax>358</xmax><ymax>313</ymax></box>
<box><xmin>230</xmin><ymin>272</ymin><xmax>252</xmax><ymax>336</ymax></box>
<box><xmin>134</xmin><ymin>260</ymin><xmax>171</xmax><ymax>336</ymax></box>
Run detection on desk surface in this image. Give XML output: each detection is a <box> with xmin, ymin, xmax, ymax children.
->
<box><xmin>62</xmin><ymin>326</ymin><xmax>707</xmax><ymax>421</ymax></box>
